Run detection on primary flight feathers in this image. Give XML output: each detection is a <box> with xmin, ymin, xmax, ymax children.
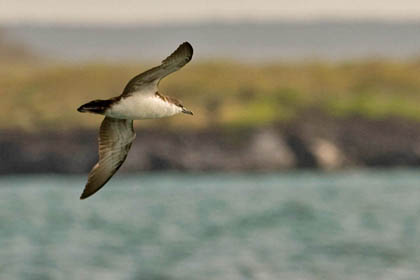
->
<box><xmin>122</xmin><ymin>42</ymin><xmax>193</xmax><ymax>96</ymax></box>
<box><xmin>80</xmin><ymin>117</ymin><xmax>135</xmax><ymax>199</ymax></box>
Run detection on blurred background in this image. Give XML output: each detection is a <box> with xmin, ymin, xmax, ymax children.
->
<box><xmin>2</xmin><ymin>1</ymin><xmax>420</xmax><ymax>279</ymax></box>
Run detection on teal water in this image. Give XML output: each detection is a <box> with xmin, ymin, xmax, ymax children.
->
<box><xmin>1</xmin><ymin>170</ymin><xmax>420</xmax><ymax>280</ymax></box>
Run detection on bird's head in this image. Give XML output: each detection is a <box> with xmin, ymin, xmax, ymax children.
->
<box><xmin>180</xmin><ymin>105</ymin><xmax>193</xmax><ymax>115</ymax></box>
<box><xmin>156</xmin><ymin>92</ymin><xmax>193</xmax><ymax>116</ymax></box>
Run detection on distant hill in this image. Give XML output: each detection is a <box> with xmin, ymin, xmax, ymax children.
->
<box><xmin>0</xmin><ymin>28</ymin><xmax>33</xmax><ymax>62</ymax></box>
<box><xmin>2</xmin><ymin>20</ymin><xmax>420</xmax><ymax>62</ymax></box>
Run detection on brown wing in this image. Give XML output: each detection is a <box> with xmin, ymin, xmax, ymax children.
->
<box><xmin>121</xmin><ymin>42</ymin><xmax>193</xmax><ymax>96</ymax></box>
<box><xmin>80</xmin><ymin>117</ymin><xmax>136</xmax><ymax>199</ymax></box>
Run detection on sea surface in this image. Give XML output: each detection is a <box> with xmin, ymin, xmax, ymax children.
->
<box><xmin>1</xmin><ymin>170</ymin><xmax>420</xmax><ymax>280</ymax></box>
<box><xmin>4</xmin><ymin>21</ymin><xmax>420</xmax><ymax>62</ymax></box>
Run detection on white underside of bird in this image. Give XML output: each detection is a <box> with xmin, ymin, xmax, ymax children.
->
<box><xmin>106</xmin><ymin>93</ymin><xmax>183</xmax><ymax>120</ymax></box>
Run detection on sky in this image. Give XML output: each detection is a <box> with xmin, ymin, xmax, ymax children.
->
<box><xmin>2</xmin><ymin>0</ymin><xmax>420</xmax><ymax>24</ymax></box>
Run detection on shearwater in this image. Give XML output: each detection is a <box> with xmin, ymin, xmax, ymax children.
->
<box><xmin>77</xmin><ymin>42</ymin><xmax>194</xmax><ymax>199</ymax></box>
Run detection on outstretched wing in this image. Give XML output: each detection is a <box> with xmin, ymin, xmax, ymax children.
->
<box><xmin>121</xmin><ymin>42</ymin><xmax>193</xmax><ymax>96</ymax></box>
<box><xmin>80</xmin><ymin>117</ymin><xmax>136</xmax><ymax>199</ymax></box>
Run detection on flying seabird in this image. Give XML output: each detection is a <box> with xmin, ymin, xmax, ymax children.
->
<box><xmin>77</xmin><ymin>42</ymin><xmax>194</xmax><ymax>199</ymax></box>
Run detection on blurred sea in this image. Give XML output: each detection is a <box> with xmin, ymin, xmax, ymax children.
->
<box><xmin>1</xmin><ymin>170</ymin><xmax>420</xmax><ymax>280</ymax></box>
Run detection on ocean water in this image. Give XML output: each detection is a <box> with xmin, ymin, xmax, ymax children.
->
<box><xmin>1</xmin><ymin>170</ymin><xmax>420</xmax><ymax>280</ymax></box>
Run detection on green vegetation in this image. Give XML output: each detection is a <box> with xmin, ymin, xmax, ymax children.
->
<box><xmin>2</xmin><ymin>59</ymin><xmax>420</xmax><ymax>131</ymax></box>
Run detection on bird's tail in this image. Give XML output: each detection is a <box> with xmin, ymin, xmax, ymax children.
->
<box><xmin>77</xmin><ymin>99</ymin><xmax>113</xmax><ymax>114</ymax></box>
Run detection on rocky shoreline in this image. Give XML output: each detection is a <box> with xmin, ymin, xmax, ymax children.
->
<box><xmin>2</xmin><ymin>116</ymin><xmax>420</xmax><ymax>174</ymax></box>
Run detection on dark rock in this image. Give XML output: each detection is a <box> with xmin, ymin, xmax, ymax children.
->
<box><xmin>245</xmin><ymin>128</ymin><xmax>296</xmax><ymax>170</ymax></box>
<box><xmin>1</xmin><ymin>116</ymin><xmax>420</xmax><ymax>173</ymax></box>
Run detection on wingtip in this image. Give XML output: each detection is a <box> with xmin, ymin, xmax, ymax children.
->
<box><xmin>161</xmin><ymin>41</ymin><xmax>194</xmax><ymax>65</ymax></box>
<box><xmin>80</xmin><ymin>187</ymin><xmax>96</xmax><ymax>200</ymax></box>
<box><xmin>182</xmin><ymin>41</ymin><xmax>193</xmax><ymax>54</ymax></box>
<box><xmin>182</xmin><ymin>41</ymin><xmax>192</xmax><ymax>47</ymax></box>
<box><xmin>79</xmin><ymin>186</ymin><xmax>93</xmax><ymax>200</ymax></box>
<box><xmin>176</xmin><ymin>42</ymin><xmax>193</xmax><ymax>57</ymax></box>
<box><xmin>79</xmin><ymin>192</ymin><xmax>89</xmax><ymax>200</ymax></box>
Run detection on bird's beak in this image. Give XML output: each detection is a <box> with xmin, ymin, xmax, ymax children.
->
<box><xmin>182</xmin><ymin>108</ymin><xmax>193</xmax><ymax>115</ymax></box>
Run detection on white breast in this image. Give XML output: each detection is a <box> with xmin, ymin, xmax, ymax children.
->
<box><xmin>106</xmin><ymin>95</ymin><xmax>182</xmax><ymax>120</ymax></box>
